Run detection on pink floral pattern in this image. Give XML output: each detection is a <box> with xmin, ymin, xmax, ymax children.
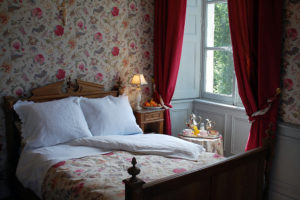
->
<box><xmin>111</xmin><ymin>7</ymin><xmax>119</xmax><ymax>16</ymax></box>
<box><xmin>112</xmin><ymin>46</ymin><xmax>120</xmax><ymax>56</ymax></box>
<box><xmin>52</xmin><ymin>161</ymin><xmax>66</xmax><ymax>168</ymax></box>
<box><xmin>34</xmin><ymin>54</ymin><xmax>45</xmax><ymax>65</ymax></box>
<box><xmin>173</xmin><ymin>168</ymin><xmax>187</xmax><ymax>173</ymax></box>
<box><xmin>77</xmin><ymin>20</ymin><xmax>84</xmax><ymax>29</ymax></box>
<box><xmin>15</xmin><ymin>88</ymin><xmax>23</xmax><ymax>97</ymax></box>
<box><xmin>94</xmin><ymin>32</ymin><xmax>103</xmax><ymax>42</ymax></box>
<box><xmin>95</xmin><ymin>73</ymin><xmax>104</xmax><ymax>82</ymax></box>
<box><xmin>12</xmin><ymin>41</ymin><xmax>21</xmax><ymax>50</ymax></box>
<box><xmin>56</xmin><ymin>69</ymin><xmax>66</xmax><ymax>80</ymax></box>
<box><xmin>54</xmin><ymin>25</ymin><xmax>64</xmax><ymax>36</ymax></box>
<box><xmin>42</xmin><ymin>151</ymin><xmax>224</xmax><ymax>200</ymax></box>
<box><xmin>31</xmin><ymin>8</ymin><xmax>42</xmax><ymax>18</ymax></box>
<box><xmin>0</xmin><ymin>12</ymin><xmax>9</xmax><ymax>25</ymax></box>
<box><xmin>280</xmin><ymin>0</ymin><xmax>300</xmax><ymax>125</ymax></box>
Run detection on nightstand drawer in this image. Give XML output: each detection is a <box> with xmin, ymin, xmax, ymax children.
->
<box><xmin>134</xmin><ymin>109</ymin><xmax>164</xmax><ymax>134</ymax></box>
<box><xmin>144</xmin><ymin>111</ymin><xmax>162</xmax><ymax>122</ymax></box>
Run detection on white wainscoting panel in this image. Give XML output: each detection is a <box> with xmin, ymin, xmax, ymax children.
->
<box><xmin>170</xmin><ymin>100</ymin><xmax>193</xmax><ymax>137</ymax></box>
<box><xmin>231</xmin><ymin>116</ymin><xmax>251</xmax><ymax>154</ymax></box>
<box><xmin>184</xmin><ymin>15</ymin><xmax>196</xmax><ymax>35</ymax></box>
<box><xmin>175</xmin><ymin>41</ymin><xmax>198</xmax><ymax>94</ymax></box>
<box><xmin>269</xmin><ymin>122</ymin><xmax>300</xmax><ymax>200</ymax></box>
<box><xmin>187</xmin><ymin>0</ymin><xmax>197</xmax><ymax>7</ymax></box>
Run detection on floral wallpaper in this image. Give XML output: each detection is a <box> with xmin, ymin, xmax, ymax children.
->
<box><xmin>280</xmin><ymin>0</ymin><xmax>300</xmax><ymax>126</ymax></box>
<box><xmin>0</xmin><ymin>0</ymin><xmax>154</xmax><ymax>197</ymax></box>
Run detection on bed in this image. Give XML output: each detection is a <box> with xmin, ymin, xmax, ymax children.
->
<box><xmin>3</xmin><ymin>79</ymin><xmax>270</xmax><ymax>200</ymax></box>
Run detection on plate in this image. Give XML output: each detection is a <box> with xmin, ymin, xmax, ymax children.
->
<box><xmin>142</xmin><ymin>106</ymin><xmax>163</xmax><ymax>110</ymax></box>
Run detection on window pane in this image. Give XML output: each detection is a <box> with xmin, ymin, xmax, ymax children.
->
<box><xmin>206</xmin><ymin>3</ymin><xmax>231</xmax><ymax>47</ymax></box>
<box><xmin>205</xmin><ymin>50</ymin><xmax>234</xmax><ymax>95</ymax></box>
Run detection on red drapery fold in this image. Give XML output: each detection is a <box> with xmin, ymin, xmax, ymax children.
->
<box><xmin>228</xmin><ymin>0</ymin><xmax>283</xmax><ymax>151</ymax></box>
<box><xmin>154</xmin><ymin>0</ymin><xmax>187</xmax><ymax>135</ymax></box>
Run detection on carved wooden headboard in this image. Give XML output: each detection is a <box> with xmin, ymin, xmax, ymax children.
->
<box><xmin>2</xmin><ymin>79</ymin><xmax>118</xmax><ymax>185</ymax></box>
<box><xmin>4</xmin><ymin>79</ymin><xmax>118</xmax><ymax>106</ymax></box>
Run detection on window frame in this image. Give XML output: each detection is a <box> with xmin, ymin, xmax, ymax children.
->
<box><xmin>199</xmin><ymin>0</ymin><xmax>240</xmax><ymax>106</ymax></box>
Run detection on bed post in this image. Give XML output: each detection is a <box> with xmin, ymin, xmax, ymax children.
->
<box><xmin>3</xmin><ymin>97</ymin><xmax>19</xmax><ymax>182</ymax></box>
<box><xmin>123</xmin><ymin>157</ymin><xmax>145</xmax><ymax>200</ymax></box>
<box><xmin>262</xmin><ymin>124</ymin><xmax>275</xmax><ymax>200</ymax></box>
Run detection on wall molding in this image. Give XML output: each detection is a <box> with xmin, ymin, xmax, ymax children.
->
<box><xmin>269</xmin><ymin>121</ymin><xmax>300</xmax><ymax>200</ymax></box>
<box><xmin>170</xmin><ymin>100</ymin><xmax>193</xmax><ymax>136</ymax></box>
<box><xmin>231</xmin><ymin>116</ymin><xmax>250</xmax><ymax>155</ymax></box>
<box><xmin>277</xmin><ymin>122</ymin><xmax>300</xmax><ymax>140</ymax></box>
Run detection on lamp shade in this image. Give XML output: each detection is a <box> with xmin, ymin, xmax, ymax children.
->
<box><xmin>130</xmin><ymin>74</ymin><xmax>147</xmax><ymax>85</ymax></box>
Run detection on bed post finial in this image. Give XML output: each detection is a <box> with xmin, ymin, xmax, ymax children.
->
<box><xmin>128</xmin><ymin>157</ymin><xmax>139</xmax><ymax>182</ymax></box>
<box><xmin>123</xmin><ymin>157</ymin><xmax>145</xmax><ymax>200</ymax></box>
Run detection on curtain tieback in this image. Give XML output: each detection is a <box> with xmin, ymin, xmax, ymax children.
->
<box><xmin>158</xmin><ymin>95</ymin><xmax>172</xmax><ymax>110</ymax></box>
<box><xmin>248</xmin><ymin>88</ymin><xmax>281</xmax><ymax>123</ymax></box>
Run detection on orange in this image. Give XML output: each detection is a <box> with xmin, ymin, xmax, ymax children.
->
<box><xmin>150</xmin><ymin>101</ymin><xmax>157</xmax><ymax>107</ymax></box>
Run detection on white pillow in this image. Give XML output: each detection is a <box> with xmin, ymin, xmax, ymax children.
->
<box><xmin>80</xmin><ymin>95</ymin><xmax>143</xmax><ymax>136</ymax></box>
<box><xmin>14</xmin><ymin>97</ymin><xmax>92</xmax><ymax>149</ymax></box>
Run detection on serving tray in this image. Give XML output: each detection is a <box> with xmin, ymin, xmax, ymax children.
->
<box><xmin>142</xmin><ymin>106</ymin><xmax>163</xmax><ymax>110</ymax></box>
<box><xmin>178</xmin><ymin>133</ymin><xmax>220</xmax><ymax>139</ymax></box>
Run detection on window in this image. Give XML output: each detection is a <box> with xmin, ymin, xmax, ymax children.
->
<box><xmin>202</xmin><ymin>0</ymin><xmax>237</xmax><ymax>104</ymax></box>
<box><xmin>174</xmin><ymin>0</ymin><xmax>241</xmax><ymax>106</ymax></box>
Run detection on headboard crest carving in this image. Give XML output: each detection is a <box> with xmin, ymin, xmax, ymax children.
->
<box><xmin>4</xmin><ymin>79</ymin><xmax>118</xmax><ymax>109</ymax></box>
<box><xmin>27</xmin><ymin>79</ymin><xmax>116</xmax><ymax>102</ymax></box>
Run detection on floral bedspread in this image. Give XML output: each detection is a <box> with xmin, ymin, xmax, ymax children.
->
<box><xmin>42</xmin><ymin>151</ymin><xmax>224</xmax><ymax>200</ymax></box>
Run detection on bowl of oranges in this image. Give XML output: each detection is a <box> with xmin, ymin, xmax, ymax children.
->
<box><xmin>143</xmin><ymin>99</ymin><xmax>162</xmax><ymax>110</ymax></box>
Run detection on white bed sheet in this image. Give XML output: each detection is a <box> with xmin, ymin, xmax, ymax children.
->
<box><xmin>16</xmin><ymin>134</ymin><xmax>205</xmax><ymax>198</ymax></box>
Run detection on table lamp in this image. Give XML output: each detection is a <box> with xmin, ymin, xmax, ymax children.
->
<box><xmin>131</xmin><ymin>74</ymin><xmax>147</xmax><ymax>110</ymax></box>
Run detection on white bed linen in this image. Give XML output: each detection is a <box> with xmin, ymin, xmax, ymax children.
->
<box><xmin>71</xmin><ymin>134</ymin><xmax>205</xmax><ymax>161</ymax></box>
<box><xmin>13</xmin><ymin>97</ymin><xmax>93</xmax><ymax>149</ymax></box>
<box><xmin>80</xmin><ymin>96</ymin><xmax>143</xmax><ymax>136</ymax></box>
<box><xmin>16</xmin><ymin>134</ymin><xmax>205</xmax><ymax>198</ymax></box>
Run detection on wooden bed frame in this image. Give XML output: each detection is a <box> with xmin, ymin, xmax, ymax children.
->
<box><xmin>3</xmin><ymin>79</ymin><xmax>271</xmax><ymax>200</ymax></box>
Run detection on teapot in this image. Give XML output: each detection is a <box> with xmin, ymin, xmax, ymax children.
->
<box><xmin>186</xmin><ymin>114</ymin><xmax>202</xmax><ymax>129</ymax></box>
<box><xmin>205</xmin><ymin>118</ymin><xmax>215</xmax><ymax>131</ymax></box>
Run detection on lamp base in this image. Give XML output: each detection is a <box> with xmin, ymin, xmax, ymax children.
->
<box><xmin>135</xmin><ymin>88</ymin><xmax>142</xmax><ymax>111</ymax></box>
<box><xmin>135</xmin><ymin>104</ymin><xmax>142</xmax><ymax>111</ymax></box>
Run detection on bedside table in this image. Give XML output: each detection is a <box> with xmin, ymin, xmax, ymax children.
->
<box><xmin>134</xmin><ymin>109</ymin><xmax>164</xmax><ymax>134</ymax></box>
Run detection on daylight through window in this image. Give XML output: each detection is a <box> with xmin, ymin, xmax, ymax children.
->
<box><xmin>203</xmin><ymin>0</ymin><xmax>236</xmax><ymax>103</ymax></box>
<box><xmin>174</xmin><ymin>0</ymin><xmax>240</xmax><ymax>105</ymax></box>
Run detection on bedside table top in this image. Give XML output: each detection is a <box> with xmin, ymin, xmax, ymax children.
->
<box><xmin>134</xmin><ymin>109</ymin><xmax>164</xmax><ymax>113</ymax></box>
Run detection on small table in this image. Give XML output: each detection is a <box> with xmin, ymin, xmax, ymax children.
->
<box><xmin>134</xmin><ymin>109</ymin><xmax>164</xmax><ymax>134</ymax></box>
<box><xmin>179</xmin><ymin>134</ymin><xmax>224</xmax><ymax>156</ymax></box>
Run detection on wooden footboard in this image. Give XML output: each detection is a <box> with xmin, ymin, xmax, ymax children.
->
<box><xmin>123</xmin><ymin>147</ymin><xmax>268</xmax><ymax>200</ymax></box>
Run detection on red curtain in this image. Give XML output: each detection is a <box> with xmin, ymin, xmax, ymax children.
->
<box><xmin>153</xmin><ymin>0</ymin><xmax>187</xmax><ymax>135</ymax></box>
<box><xmin>228</xmin><ymin>0</ymin><xmax>283</xmax><ymax>150</ymax></box>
